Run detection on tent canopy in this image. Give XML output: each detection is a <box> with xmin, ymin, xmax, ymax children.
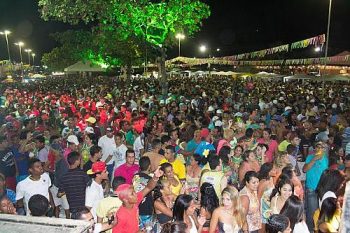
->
<box><xmin>64</xmin><ymin>61</ymin><xmax>106</xmax><ymax>73</ymax></box>
<box><xmin>31</xmin><ymin>74</ymin><xmax>46</xmax><ymax>78</ymax></box>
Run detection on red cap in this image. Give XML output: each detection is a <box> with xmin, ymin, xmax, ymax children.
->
<box><xmin>114</xmin><ymin>184</ymin><xmax>131</xmax><ymax>195</ymax></box>
<box><xmin>200</xmin><ymin>128</ymin><xmax>210</xmax><ymax>138</ymax></box>
<box><xmin>87</xmin><ymin>161</ymin><xmax>106</xmax><ymax>175</ymax></box>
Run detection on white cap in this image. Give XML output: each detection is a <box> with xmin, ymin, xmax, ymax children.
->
<box><xmin>212</xmin><ymin>116</ymin><xmax>219</xmax><ymax>122</ymax></box>
<box><xmin>234</xmin><ymin>112</ymin><xmax>243</xmax><ymax>117</ymax></box>
<box><xmin>84</xmin><ymin>127</ymin><xmax>94</xmax><ymax>134</ymax></box>
<box><xmin>331</xmin><ymin>103</ymin><xmax>337</xmax><ymax>109</ymax></box>
<box><xmin>67</xmin><ymin>135</ymin><xmax>79</xmax><ymax>145</ymax></box>
<box><xmin>272</xmin><ymin>100</ymin><xmax>278</xmax><ymax>104</ymax></box>
<box><xmin>279</xmin><ymin>96</ymin><xmax>285</xmax><ymax>101</ymax></box>
<box><xmin>216</xmin><ymin>109</ymin><xmax>223</xmax><ymax>114</ymax></box>
<box><xmin>285</xmin><ymin>106</ymin><xmax>292</xmax><ymax>112</ymax></box>
<box><xmin>214</xmin><ymin>120</ymin><xmax>223</xmax><ymax>127</ymax></box>
<box><xmin>208</xmin><ymin>106</ymin><xmax>214</xmax><ymax>112</ymax></box>
<box><xmin>132</xmin><ymin>107</ymin><xmax>138</xmax><ymax>112</ymax></box>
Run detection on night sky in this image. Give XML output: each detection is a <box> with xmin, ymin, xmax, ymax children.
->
<box><xmin>0</xmin><ymin>0</ymin><xmax>349</xmax><ymax>64</ymax></box>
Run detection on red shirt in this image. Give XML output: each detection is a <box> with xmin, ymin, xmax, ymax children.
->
<box><xmin>112</xmin><ymin>192</ymin><xmax>143</xmax><ymax>233</ymax></box>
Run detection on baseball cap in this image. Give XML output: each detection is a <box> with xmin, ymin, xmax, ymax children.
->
<box><xmin>84</xmin><ymin>127</ymin><xmax>94</xmax><ymax>134</ymax></box>
<box><xmin>208</xmin><ymin>106</ymin><xmax>214</xmax><ymax>112</ymax></box>
<box><xmin>114</xmin><ymin>184</ymin><xmax>131</xmax><ymax>195</ymax></box>
<box><xmin>200</xmin><ymin>128</ymin><xmax>210</xmax><ymax>138</ymax></box>
<box><xmin>67</xmin><ymin>135</ymin><xmax>79</xmax><ymax>145</ymax></box>
<box><xmin>106</xmin><ymin>127</ymin><xmax>113</xmax><ymax>132</ymax></box>
<box><xmin>87</xmin><ymin>161</ymin><xmax>107</xmax><ymax>175</ymax></box>
<box><xmin>86</xmin><ymin>117</ymin><xmax>96</xmax><ymax>124</ymax></box>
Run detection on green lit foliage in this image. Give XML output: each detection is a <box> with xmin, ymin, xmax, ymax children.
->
<box><xmin>41</xmin><ymin>30</ymin><xmax>94</xmax><ymax>71</ymax></box>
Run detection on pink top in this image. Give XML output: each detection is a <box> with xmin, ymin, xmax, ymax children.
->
<box><xmin>257</xmin><ymin>138</ymin><xmax>278</xmax><ymax>162</ymax></box>
<box><xmin>114</xmin><ymin>163</ymin><xmax>140</xmax><ymax>184</ymax></box>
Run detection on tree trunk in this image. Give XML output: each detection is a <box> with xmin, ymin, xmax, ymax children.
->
<box><xmin>159</xmin><ymin>47</ymin><xmax>168</xmax><ymax>98</ymax></box>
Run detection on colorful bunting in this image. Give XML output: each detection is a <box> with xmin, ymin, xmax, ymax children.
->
<box><xmin>291</xmin><ymin>34</ymin><xmax>326</xmax><ymax>50</ymax></box>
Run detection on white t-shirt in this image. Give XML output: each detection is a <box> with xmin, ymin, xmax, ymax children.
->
<box><xmin>16</xmin><ymin>172</ymin><xmax>51</xmax><ymax>215</ymax></box>
<box><xmin>293</xmin><ymin>221</ymin><xmax>309</xmax><ymax>233</ymax></box>
<box><xmin>113</xmin><ymin>144</ymin><xmax>128</xmax><ymax>169</ymax></box>
<box><xmin>37</xmin><ymin>146</ymin><xmax>50</xmax><ymax>163</ymax></box>
<box><xmin>98</xmin><ymin>135</ymin><xmax>117</xmax><ymax>165</ymax></box>
<box><xmin>85</xmin><ymin>180</ymin><xmax>104</xmax><ymax>220</ymax></box>
<box><xmin>133</xmin><ymin>136</ymin><xmax>144</xmax><ymax>160</ymax></box>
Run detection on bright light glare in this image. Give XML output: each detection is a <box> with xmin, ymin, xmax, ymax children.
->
<box><xmin>199</xmin><ymin>45</ymin><xmax>207</xmax><ymax>53</ymax></box>
<box><xmin>175</xmin><ymin>33</ymin><xmax>185</xmax><ymax>39</ymax></box>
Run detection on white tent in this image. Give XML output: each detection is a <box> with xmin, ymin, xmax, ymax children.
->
<box><xmin>32</xmin><ymin>74</ymin><xmax>46</xmax><ymax>78</ymax></box>
<box><xmin>64</xmin><ymin>61</ymin><xmax>106</xmax><ymax>73</ymax></box>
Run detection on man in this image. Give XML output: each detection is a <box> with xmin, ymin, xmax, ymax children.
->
<box><xmin>114</xmin><ymin>149</ymin><xmax>139</xmax><ymax>184</ymax></box>
<box><xmin>28</xmin><ymin>194</ymin><xmax>49</xmax><ymax>217</ymax></box>
<box><xmin>58</xmin><ymin>151</ymin><xmax>90</xmax><ymax>214</ymax></box>
<box><xmin>16</xmin><ymin>158</ymin><xmax>51</xmax><ymax>215</ymax></box>
<box><xmin>112</xmin><ymin>133</ymin><xmax>128</xmax><ymax>170</ymax></box>
<box><xmin>132</xmin><ymin>156</ymin><xmax>154</xmax><ymax>229</ymax></box>
<box><xmin>303</xmin><ymin>141</ymin><xmax>329</xmax><ymax>231</ymax></box>
<box><xmin>98</xmin><ymin>127</ymin><xmax>117</xmax><ymax>180</ymax></box>
<box><xmin>159</xmin><ymin>145</ymin><xmax>186</xmax><ymax>181</ymax></box>
<box><xmin>50</xmin><ymin>143</ymin><xmax>70</xmax><ymax>218</ymax></box>
<box><xmin>61</xmin><ymin>117</ymin><xmax>81</xmax><ymax>139</ymax></box>
<box><xmin>112</xmin><ymin>167</ymin><xmax>163</xmax><ymax>233</ymax></box>
<box><xmin>64</xmin><ymin>135</ymin><xmax>79</xmax><ymax>159</ymax></box>
<box><xmin>200</xmin><ymin>155</ymin><xmax>227</xmax><ymax>198</ymax></box>
<box><xmin>0</xmin><ymin>135</ymin><xmax>17</xmax><ymax>191</ymax></box>
<box><xmin>71</xmin><ymin>207</ymin><xmax>117</xmax><ymax>233</ymax></box>
<box><xmin>96</xmin><ymin>176</ymin><xmax>125</xmax><ymax>233</ymax></box>
<box><xmin>83</xmin><ymin>145</ymin><xmax>102</xmax><ymax>172</ymax></box>
<box><xmin>35</xmin><ymin>135</ymin><xmax>49</xmax><ymax>165</ymax></box>
<box><xmin>86</xmin><ymin>161</ymin><xmax>109</xmax><ymax>220</ymax></box>
<box><xmin>143</xmin><ymin>139</ymin><xmax>163</xmax><ymax>172</ymax></box>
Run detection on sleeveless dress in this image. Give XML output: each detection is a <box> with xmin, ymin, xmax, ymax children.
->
<box><xmin>218</xmin><ymin>221</ymin><xmax>242</xmax><ymax>233</ymax></box>
<box><xmin>239</xmin><ymin>187</ymin><xmax>261</xmax><ymax>232</ymax></box>
<box><xmin>186</xmin><ymin>174</ymin><xmax>200</xmax><ymax>200</ymax></box>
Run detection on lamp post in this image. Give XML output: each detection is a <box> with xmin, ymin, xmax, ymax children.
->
<box><xmin>323</xmin><ymin>0</ymin><xmax>333</xmax><ymax>96</ymax></box>
<box><xmin>32</xmin><ymin>53</ymin><xmax>35</xmax><ymax>66</ymax></box>
<box><xmin>175</xmin><ymin>33</ymin><xmax>185</xmax><ymax>57</ymax></box>
<box><xmin>24</xmin><ymin>49</ymin><xmax>32</xmax><ymax>65</ymax></box>
<box><xmin>14</xmin><ymin>42</ymin><xmax>24</xmax><ymax>64</ymax></box>
<box><xmin>199</xmin><ymin>45</ymin><xmax>211</xmax><ymax>77</ymax></box>
<box><xmin>0</xmin><ymin>30</ymin><xmax>11</xmax><ymax>62</ymax></box>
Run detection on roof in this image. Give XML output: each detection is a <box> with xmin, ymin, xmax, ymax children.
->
<box><xmin>64</xmin><ymin>61</ymin><xmax>106</xmax><ymax>73</ymax></box>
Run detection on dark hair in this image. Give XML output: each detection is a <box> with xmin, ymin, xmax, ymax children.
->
<box><xmin>71</xmin><ymin>207</ymin><xmax>90</xmax><ymax>220</ymax></box>
<box><xmin>257</xmin><ymin>143</ymin><xmax>269</xmax><ymax>152</ymax></box>
<box><xmin>280</xmin><ymin>195</ymin><xmax>304</xmax><ymax>230</ymax></box>
<box><xmin>281</xmin><ymin>164</ymin><xmax>295</xmax><ymax>180</ymax></box>
<box><xmin>259</xmin><ymin>162</ymin><xmax>273</xmax><ymax>180</ymax></box>
<box><xmin>160</xmin><ymin>162</ymin><xmax>173</xmax><ymax>175</ymax></box>
<box><xmin>126</xmin><ymin>149</ymin><xmax>135</xmax><ymax>157</ymax></box>
<box><xmin>139</xmin><ymin>156</ymin><xmax>151</xmax><ymax>171</ymax></box>
<box><xmin>245</xmin><ymin>128</ymin><xmax>254</xmax><ymax>138</ymax></box>
<box><xmin>173</xmin><ymin>194</ymin><xmax>193</xmax><ymax>222</ymax></box>
<box><xmin>266</xmin><ymin>214</ymin><xmax>290</xmax><ymax>233</ymax></box>
<box><xmin>200</xmin><ymin>182</ymin><xmax>219</xmax><ymax>215</ymax></box>
<box><xmin>208</xmin><ymin>155</ymin><xmax>220</xmax><ymax>170</ymax></box>
<box><xmin>161</xmin><ymin>221</ymin><xmax>188</xmax><ymax>233</ymax></box>
<box><xmin>151</xmin><ymin>138</ymin><xmax>162</xmax><ymax>148</ymax></box>
<box><xmin>192</xmin><ymin>153</ymin><xmax>207</xmax><ymax>166</ymax></box>
<box><xmin>49</xmin><ymin>135</ymin><xmax>60</xmax><ymax>144</ymax></box>
<box><xmin>270</xmin><ymin>175</ymin><xmax>294</xmax><ymax>201</ymax></box>
<box><xmin>318</xmin><ymin>197</ymin><xmax>337</xmax><ymax>227</ymax></box>
<box><xmin>86</xmin><ymin>133</ymin><xmax>97</xmax><ymax>145</ymax></box>
<box><xmin>165</xmin><ymin>145</ymin><xmax>175</xmax><ymax>153</ymax></box>
<box><xmin>28</xmin><ymin>158</ymin><xmax>41</xmax><ymax>169</ymax></box>
<box><xmin>90</xmin><ymin>145</ymin><xmax>102</xmax><ymax>157</ymax></box>
<box><xmin>316</xmin><ymin>169</ymin><xmax>344</xmax><ymax>201</ymax></box>
<box><xmin>35</xmin><ymin>135</ymin><xmax>45</xmax><ymax>144</ymax></box>
<box><xmin>28</xmin><ymin>194</ymin><xmax>49</xmax><ymax>216</ymax></box>
<box><xmin>67</xmin><ymin>151</ymin><xmax>80</xmax><ymax>166</ymax></box>
<box><xmin>161</xmin><ymin>135</ymin><xmax>171</xmax><ymax>144</ymax></box>
<box><xmin>0</xmin><ymin>135</ymin><xmax>7</xmax><ymax>144</ymax></box>
<box><xmin>263</xmin><ymin>128</ymin><xmax>272</xmax><ymax>135</ymax></box>
<box><xmin>242</xmin><ymin>150</ymin><xmax>254</xmax><ymax>162</ymax></box>
<box><xmin>112</xmin><ymin>176</ymin><xmax>126</xmax><ymax>190</ymax></box>
<box><xmin>219</xmin><ymin>146</ymin><xmax>231</xmax><ymax>157</ymax></box>
<box><xmin>286</xmin><ymin>144</ymin><xmax>296</xmax><ymax>155</ymax></box>
<box><xmin>243</xmin><ymin>171</ymin><xmax>259</xmax><ymax>186</ymax></box>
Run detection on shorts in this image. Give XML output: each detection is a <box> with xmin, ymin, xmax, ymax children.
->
<box><xmin>50</xmin><ymin>185</ymin><xmax>69</xmax><ymax>210</ymax></box>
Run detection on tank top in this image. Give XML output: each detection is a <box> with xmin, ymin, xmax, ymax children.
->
<box><xmin>239</xmin><ymin>186</ymin><xmax>261</xmax><ymax>231</ymax></box>
<box><xmin>201</xmin><ymin>170</ymin><xmax>224</xmax><ymax>198</ymax></box>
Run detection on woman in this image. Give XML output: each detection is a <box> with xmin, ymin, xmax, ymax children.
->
<box><xmin>173</xmin><ymin>194</ymin><xmax>205</xmax><ymax>233</ymax></box>
<box><xmin>209</xmin><ymin>186</ymin><xmax>245</xmax><ymax>233</ymax></box>
<box><xmin>238</xmin><ymin>150</ymin><xmax>260</xmax><ymax>183</ymax></box>
<box><xmin>186</xmin><ymin>154</ymin><xmax>203</xmax><ymax>201</ymax></box>
<box><xmin>256</xmin><ymin>143</ymin><xmax>268</xmax><ymax>165</ymax></box>
<box><xmin>269</xmin><ymin>175</ymin><xmax>294</xmax><ymax>215</ymax></box>
<box><xmin>81</xmin><ymin>133</ymin><xmax>97</xmax><ymax>164</ymax></box>
<box><xmin>280</xmin><ymin>195</ymin><xmax>309</xmax><ymax>233</ymax></box>
<box><xmin>258</xmin><ymin>163</ymin><xmax>275</xmax><ymax>227</ymax></box>
<box><xmin>315</xmin><ymin>169</ymin><xmax>344</xmax><ymax>206</ymax></box>
<box><xmin>266</xmin><ymin>214</ymin><xmax>291</xmax><ymax>233</ymax></box>
<box><xmin>281</xmin><ymin>165</ymin><xmax>303</xmax><ymax>200</ymax></box>
<box><xmin>314</xmin><ymin>197</ymin><xmax>341</xmax><ymax>233</ymax></box>
<box><xmin>154</xmin><ymin>180</ymin><xmax>174</xmax><ymax>225</ymax></box>
<box><xmin>231</xmin><ymin>145</ymin><xmax>243</xmax><ymax>172</ymax></box>
<box><xmin>219</xmin><ymin>146</ymin><xmax>238</xmax><ymax>187</ymax></box>
<box><xmin>0</xmin><ymin>173</ymin><xmax>16</xmax><ymax>204</ymax></box>
<box><xmin>257</xmin><ymin>128</ymin><xmax>278</xmax><ymax>163</ymax></box>
<box><xmin>199</xmin><ymin>183</ymin><xmax>219</xmax><ymax>233</ymax></box>
<box><xmin>161</xmin><ymin>163</ymin><xmax>183</xmax><ymax>196</ymax></box>
<box><xmin>240</xmin><ymin>171</ymin><xmax>261</xmax><ymax>233</ymax></box>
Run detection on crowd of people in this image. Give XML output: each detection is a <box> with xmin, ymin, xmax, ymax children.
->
<box><xmin>0</xmin><ymin>74</ymin><xmax>350</xmax><ymax>233</ymax></box>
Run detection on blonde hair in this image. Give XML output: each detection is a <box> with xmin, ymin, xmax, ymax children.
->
<box><xmin>223</xmin><ymin>128</ymin><xmax>234</xmax><ymax>140</ymax></box>
<box><xmin>221</xmin><ymin>186</ymin><xmax>246</xmax><ymax>228</ymax></box>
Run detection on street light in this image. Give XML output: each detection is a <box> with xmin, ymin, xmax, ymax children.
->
<box><xmin>216</xmin><ymin>48</ymin><xmax>220</xmax><ymax>52</ymax></box>
<box><xmin>14</xmin><ymin>41</ymin><xmax>24</xmax><ymax>64</ymax></box>
<box><xmin>0</xmin><ymin>30</ymin><xmax>11</xmax><ymax>62</ymax></box>
<box><xmin>175</xmin><ymin>33</ymin><xmax>185</xmax><ymax>57</ymax></box>
<box><xmin>323</xmin><ymin>0</ymin><xmax>333</xmax><ymax>96</ymax></box>
<box><xmin>199</xmin><ymin>45</ymin><xmax>207</xmax><ymax>54</ymax></box>
<box><xmin>24</xmin><ymin>49</ymin><xmax>32</xmax><ymax>65</ymax></box>
<box><xmin>315</xmin><ymin>46</ymin><xmax>321</xmax><ymax>52</ymax></box>
<box><xmin>31</xmin><ymin>53</ymin><xmax>36</xmax><ymax>66</ymax></box>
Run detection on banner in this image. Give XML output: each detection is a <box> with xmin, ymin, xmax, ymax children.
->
<box><xmin>291</xmin><ymin>34</ymin><xmax>326</xmax><ymax>50</ymax></box>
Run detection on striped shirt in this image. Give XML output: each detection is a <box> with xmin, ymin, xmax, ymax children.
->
<box><xmin>58</xmin><ymin>168</ymin><xmax>90</xmax><ymax>212</ymax></box>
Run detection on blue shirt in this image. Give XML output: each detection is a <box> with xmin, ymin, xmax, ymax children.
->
<box><xmin>11</xmin><ymin>146</ymin><xmax>29</xmax><ymax>176</ymax></box>
<box><xmin>186</xmin><ymin>139</ymin><xmax>200</xmax><ymax>153</ymax></box>
<box><xmin>194</xmin><ymin>141</ymin><xmax>215</xmax><ymax>157</ymax></box>
<box><xmin>6</xmin><ymin>189</ymin><xmax>16</xmax><ymax>203</ymax></box>
<box><xmin>305</xmin><ymin>153</ymin><xmax>328</xmax><ymax>190</ymax></box>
